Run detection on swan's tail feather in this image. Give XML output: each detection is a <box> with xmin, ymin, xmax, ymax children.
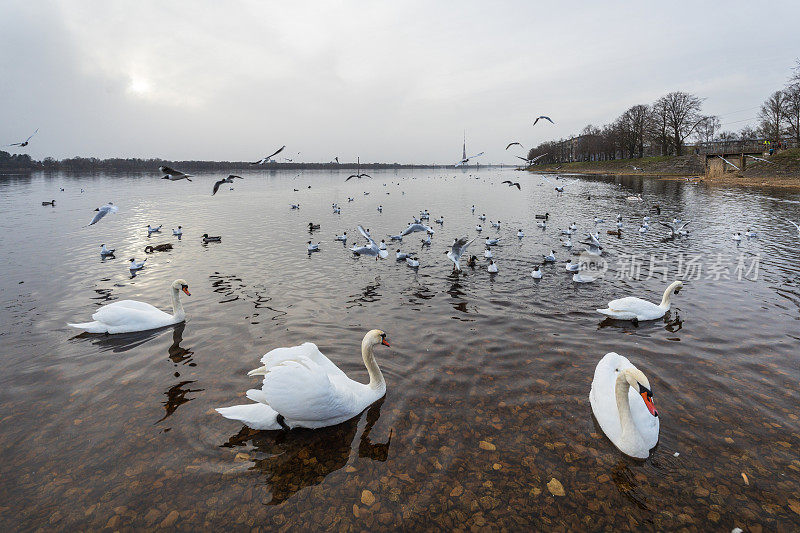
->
<box><xmin>216</xmin><ymin>403</ymin><xmax>282</xmax><ymax>430</ymax></box>
<box><xmin>67</xmin><ymin>321</ymin><xmax>105</xmax><ymax>333</ymax></box>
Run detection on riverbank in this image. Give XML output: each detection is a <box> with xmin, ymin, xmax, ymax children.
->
<box><xmin>529</xmin><ymin>150</ymin><xmax>800</xmax><ymax>188</ymax></box>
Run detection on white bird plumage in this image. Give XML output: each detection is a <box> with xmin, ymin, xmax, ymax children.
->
<box><xmin>596</xmin><ymin>281</ymin><xmax>683</xmax><ymax>324</ymax></box>
<box><xmin>216</xmin><ymin>330</ymin><xmax>390</xmax><ymax>430</ymax></box>
<box><xmin>68</xmin><ymin>279</ymin><xmax>190</xmax><ymax>334</ymax></box>
<box><xmin>590</xmin><ymin>352</ymin><xmax>659</xmax><ymax>458</ymax></box>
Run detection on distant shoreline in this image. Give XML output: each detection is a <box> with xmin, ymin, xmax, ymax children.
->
<box><xmin>527</xmin><ymin>151</ymin><xmax>800</xmax><ymax>189</ymax></box>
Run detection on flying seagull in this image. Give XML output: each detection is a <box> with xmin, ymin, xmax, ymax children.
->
<box><xmin>159</xmin><ymin>166</ymin><xmax>192</xmax><ymax>181</ymax></box>
<box><xmin>533</xmin><ymin>116</ymin><xmax>554</xmax><ymax>126</ymax></box>
<box><xmin>350</xmin><ymin>225</ymin><xmax>388</xmax><ymax>259</ymax></box>
<box><xmin>660</xmin><ymin>220</ymin><xmax>691</xmax><ymax>238</ymax></box>
<box><xmin>345</xmin><ymin>157</ymin><xmax>371</xmax><ymax>181</ymax></box>
<box><xmin>88</xmin><ymin>202</ymin><xmax>119</xmax><ymax>226</ymax></box>
<box><xmin>5</xmin><ymin>128</ymin><xmax>39</xmax><ymax>147</ymax></box>
<box><xmin>250</xmin><ymin>145</ymin><xmax>286</xmax><ymax>165</ymax></box>
<box><xmin>501</xmin><ymin>180</ymin><xmax>521</xmax><ymax>190</ymax></box>
<box><xmin>455</xmin><ymin>131</ymin><xmax>484</xmax><ymax>167</ymax></box>
<box><xmin>631</xmin><ymin>165</ymin><xmax>644</xmax><ymax>172</ymax></box>
<box><xmin>445</xmin><ymin>237</ymin><xmax>475</xmax><ymax>271</ymax></box>
<box><xmin>506</xmin><ymin>142</ymin><xmax>523</xmax><ymax>150</ymax></box>
<box><xmin>400</xmin><ymin>223</ymin><xmax>435</xmax><ymax>237</ymax></box>
<box><xmin>212</xmin><ymin>175</ymin><xmax>243</xmax><ymax>195</ymax></box>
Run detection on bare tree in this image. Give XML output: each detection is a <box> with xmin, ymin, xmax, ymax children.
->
<box><xmin>759</xmin><ymin>90</ymin><xmax>786</xmax><ymax>139</ymax></box>
<box><xmin>738</xmin><ymin>125</ymin><xmax>758</xmax><ymax>140</ymax></box>
<box><xmin>648</xmin><ymin>97</ymin><xmax>673</xmax><ymax>155</ymax></box>
<box><xmin>783</xmin><ymin>84</ymin><xmax>800</xmax><ymax>143</ymax></box>
<box><xmin>696</xmin><ymin>115</ymin><xmax>720</xmax><ymax>143</ymax></box>
<box><xmin>656</xmin><ymin>92</ymin><xmax>705</xmax><ymax>156</ymax></box>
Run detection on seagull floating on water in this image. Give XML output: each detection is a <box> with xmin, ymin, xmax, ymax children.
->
<box><xmin>100</xmin><ymin>244</ymin><xmax>115</xmax><ymax>256</ymax></box>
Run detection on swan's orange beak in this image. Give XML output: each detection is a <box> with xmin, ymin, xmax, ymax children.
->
<box><xmin>182</xmin><ymin>286</ymin><xmax>191</xmax><ymax>296</ymax></box>
<box><xmin>641</xmin><ymin>392</ymin><xmax>658</xmax><ymax>417</ymax></box>
<box><xmin>381</xmin><ymin>338</ymin><xmax>390</xmax><ymax>347</ymax></box>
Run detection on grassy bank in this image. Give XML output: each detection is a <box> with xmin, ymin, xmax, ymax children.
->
<box><xmin>529</xmin><ymin>150</ymin><xmax>800</xmax><ymax>189</ymax></box>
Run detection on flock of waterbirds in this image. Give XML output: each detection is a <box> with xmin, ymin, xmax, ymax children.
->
<box><xmin>19</xmin><ymin>120</ymin><xmax>800</xmax><ymax>462</ymax></box>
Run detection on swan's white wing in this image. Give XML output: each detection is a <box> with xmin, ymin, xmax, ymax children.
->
<box><xmin>261</xmin><ymin>356</ymin><xmax>355</xmax><ymax>424</ymax></box>
<box><xmin>590</xmin><ymin>352</ymin><xmax>631</xmax><ymax>441</ymax></box>
<box><xmin>91</xmin><ymin>300</ymin><xmax>172</xmax><ymax>327</ymax></box>
<box><xmin>260</xmin><ymin>342</ymin><xmax>347</xmax><ymax>380</ymax></box>
<box><xmin>606</xmin><ymin>296</ymin><xmax>653</xmax><ymax>313</ymax></box>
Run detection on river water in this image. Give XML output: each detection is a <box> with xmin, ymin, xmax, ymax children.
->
<box><xmin>0</xmin><ymin>168</ymin><xmax>798</xmax><ymax>530</ymax></box>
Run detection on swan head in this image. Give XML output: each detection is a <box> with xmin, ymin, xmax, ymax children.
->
<box><xmin>623</xmin><ymin>368</ymin><xmax>658</xmax><ymax>417</ymax></box>
<box><xmin>670</xmin><ymin>280</ymin><xmax>683</xmax><ymax>294</ymax></box>
<box><xmin>364</xmin><ymin>329</ymin><xmax>390</xmax><ymax>348</ymax></box>
<box><xmin>171</xmin><ymin>279</ymin><xmax>191</xmax><ymax>296</ymax></box>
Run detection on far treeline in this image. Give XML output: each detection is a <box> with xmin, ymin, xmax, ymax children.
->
<box><xmin>0</xmin><ymin>154</ymin><xmax>444</xmax><ymax>173</ymax></box>
<box><xmin>528</xmin><ymin>61</ymin><xmax>800</xmax><ymax>164</ymax></box>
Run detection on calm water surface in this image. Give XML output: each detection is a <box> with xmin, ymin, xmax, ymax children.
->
<box><xmin>1</xmin><ymin>168</ymin><xmax>799</xmax><ymax>531</ymax></box>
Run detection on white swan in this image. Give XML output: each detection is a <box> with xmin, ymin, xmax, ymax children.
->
<box><xmin>216</xmin><ymin>330</ymin><xmax>390</xmax><ymax>430</ymax></box>
<box><xmin>589</xmin><ymin>352</ymin><xmax>659</xmax><ymax>458</ymax></box>
<box><xmin>596</xmin><ymin>281</ymin><xmax>682</xmax><ymax>325</ymax></box>
<box><xmin>68</xmin><ymin>279</ymin><xmax>190</xmax><ymax>334</ymax></box>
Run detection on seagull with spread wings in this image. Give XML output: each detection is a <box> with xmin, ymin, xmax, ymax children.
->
<box><xmin>455</xmin><ymin>131</ymin><xmax>484</xmax><ymax>167</ymax></box>
<box><xmin>4</xmin><ymin>128</ymin><xmax>39</xmax><ymax>147</ymax></box>
<box><xmin>445</xmin><ymin>237</ymin><xmax>475</xmax><ymax>271</ymax></box>
<box><xmin>506</xmin><ymin>142</ymin><xmax>524</xmax><ymax>150</ymax></box>
<box><xmin>501</xmin><ymin>180</ymin><xmax>521</xmax><ymax>190</ymax></box>
<box><xmin>660</xmin><ymin>220</ymin><xmax>691</xmax><ymax>238</ymax></box>
<box><xmin>345</xmin><ymin>157</ymin><xmax>372</xmax><ymax>181</ymax></box>
<box><xmin>212</xmin><ymin>175</ymin><xmax>243</xmax><ymax>195</ymax></box>
<box><xmin>88</xmin><ymin>202</ymin><xmax>119</xmax><ymax>226</ymax></box>
<box><xmin>533</xmin><ymin>116</ymin><xmax>554</xmax><ymax>126</ymax></box>
<box><xmin>250</xmin><ymin>145</ymin><xmax>286</xmax><ymax>165</ymax></box>
<box><xmin>159</xmin><ymin>166</ymin><xmax>193</xmax><ymax>181</ymax></box>
<box><xmin>350</xmin><ymin>225</ymin><xmax>388</xmax><ymax>259</ymax></box>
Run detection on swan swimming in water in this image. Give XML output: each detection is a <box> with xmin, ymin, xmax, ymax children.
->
<box><xmin>596</xmin><ymin>281</ymin><xmax>682</xmax><ymax>325</ymax></box>
<box><xmin>217</xmin><ymin>330</ymin><xmax>390</xmax><ymax>430</ymax></box>
<box><xmin>590</xmin><ymin>352</ymin><xmax>659</xmax><ymax>458</ymax></box>
<box><xmin>68</xmin><ymin>279</ymin><xmax>190</xmax><ymax>334</ymax></box>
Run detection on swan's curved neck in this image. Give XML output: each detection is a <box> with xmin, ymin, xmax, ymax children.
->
<box><xmin>171</xmin><ymin>287</ymin><xmax>186</xmax><ymax>321</ymax></box>
<box><xmin>361</xmin><ymin>340</ymin><xmax>385</xmax><ymax>391</ymax></box>
<box><xmin>615</xmin><ymin>372</ymin><xmax>635</xmax><ymax>438</ymax></box>
<box><xmin>659</xmin><ymin>281</ymin><xmax>680</xmax><ymax>309</ymax></box>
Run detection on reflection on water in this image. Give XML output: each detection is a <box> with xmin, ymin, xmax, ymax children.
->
<box><xmin>1</xmin><ymin>169</ymin><xmax>799</xmax><ymax>530</ymax></box>
<box><xmin>222</xmin><ymin>400</ymin><xmax>391</xmax><ymax>505</ymax></box>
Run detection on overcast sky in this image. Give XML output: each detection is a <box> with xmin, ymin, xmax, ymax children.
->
<box><xmin>2</xmin><ymin>1</ymin><xmax>799</xmax><ymax>164</ymax></box>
